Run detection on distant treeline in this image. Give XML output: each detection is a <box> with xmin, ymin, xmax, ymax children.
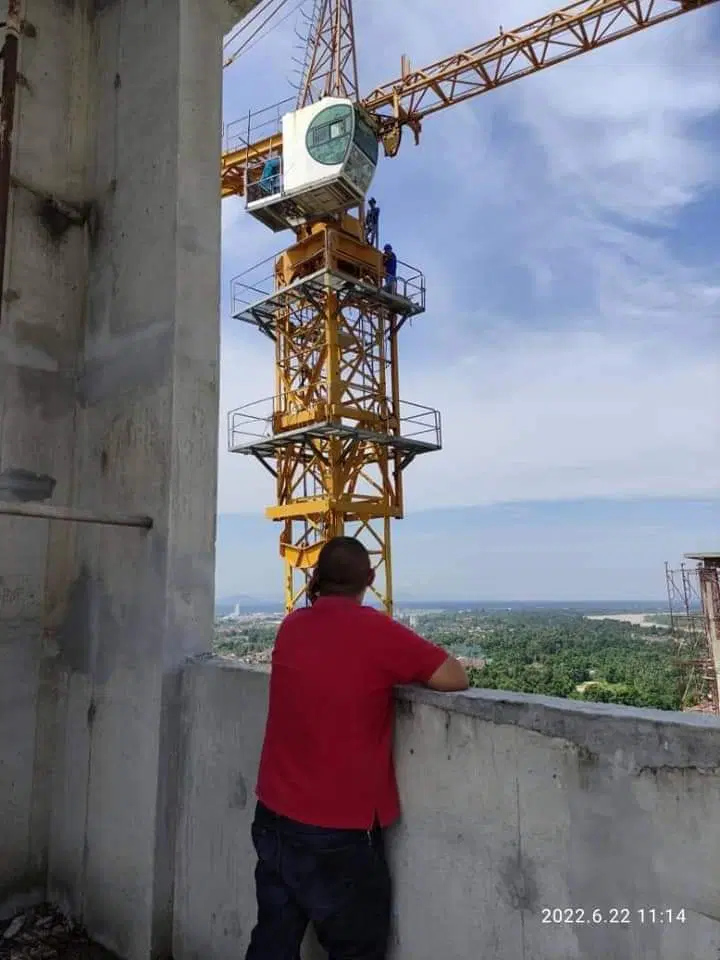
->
<box><xmin>213</xmin><ymin>610</ymin><xmax>700</xmax><ymax>712</ymax></box>
<box><xmin>452</xmin><ymin>613</ymin><xmax>691</xmax><ymax>711</ymax></box>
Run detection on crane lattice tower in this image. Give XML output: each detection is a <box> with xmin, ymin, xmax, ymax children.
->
<box><xmin>228</xmin><ymin>0</ymin><xmax>440</xmax><ymax>612</ymax></box>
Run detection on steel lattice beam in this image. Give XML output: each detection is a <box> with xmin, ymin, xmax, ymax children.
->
<box><xmin>227</xmin><ymin>222</ymin><xmax>441</xmax><ymax>612</ymax></box>
<box><xmin>221</xmin><ymin>0</ymin><xmax>717</xmax><ymax>192</ymax></box>
<box><xmin>297</xmin><ymin>0</ymin><xmax>359</xmax><ymax>107</ymax></box>
<box><xmin>364</xmin><ymin>0</ymin><xmax>717</xmax><ymax>146</ymax></box>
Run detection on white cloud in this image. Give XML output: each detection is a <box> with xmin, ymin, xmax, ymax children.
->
<box><xmin>218</xmin><ymin>0</ymin><xmax>720</xmax><ymax>517</ymax></box>
<box><xmin>400</xmin><ymin>330</ymin><xmax>719</xmax><ymax>511</ymax></box>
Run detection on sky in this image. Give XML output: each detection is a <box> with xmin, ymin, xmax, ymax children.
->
<box><xmin>215</xmin><ymin>0</ymin><xmax>720</xmax><ymax>603</ymax></box>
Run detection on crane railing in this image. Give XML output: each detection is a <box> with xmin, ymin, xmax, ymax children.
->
<box><xmin>227</xmin><ymin>396</ymin><xmax>441</xmax><ymax>451</ymax></box>
<box><xmin>230</xmin><ymin>255</ymin><xmax>426</xmax><ymax>316</ymax></box>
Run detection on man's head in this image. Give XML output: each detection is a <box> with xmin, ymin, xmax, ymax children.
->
<box><xmin>384</xmin><ymin>243</ymin><xmax>392</xmax><ymax>253</ymax></box>
<box><xmin>310</xmin><ymin>537</ymin><xmax>375</xmax><ymax>602</ymax></box>
<box><xmin>369</xmin><ymin>197</ymin><xmax>376</xmax><ymax>207</ymax></box>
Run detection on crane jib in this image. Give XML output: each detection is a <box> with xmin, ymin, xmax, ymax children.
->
<box><xmin>221</xmin><ymin>0</ymin><xmax>718</xmax><ymax>199</ymax></box>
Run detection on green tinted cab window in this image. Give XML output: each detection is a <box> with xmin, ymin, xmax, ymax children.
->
<box><xmin>306</xmin><ymin>104</ymin><xmax>353</xmax><ymax>165</ymax></box>
<box><xmin>354</xmin><ymin>112</ymin><xmax>378</xmax><ymax>164</ymax></box>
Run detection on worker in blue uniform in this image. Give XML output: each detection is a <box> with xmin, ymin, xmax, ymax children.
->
<box><xmin>383</xmin><ymin>244</ymin><xmax>397</xmax><ymax>294</ymax></box>
<box><xmin>260</xmin><ymin>156</ymin><xmax>281</xmax><ymax>195</ymax></box>
<box><xmin>365</xmin><ymin>197</ymin><xmax>380</xmax><ymax>246</ymax></box>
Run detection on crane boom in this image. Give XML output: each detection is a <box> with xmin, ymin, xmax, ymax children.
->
<box><xmin>221</xmin><ymin>0</ymin><xmax>717</xmax><ymax>193</ymax></box>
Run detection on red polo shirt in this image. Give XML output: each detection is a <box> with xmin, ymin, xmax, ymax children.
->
<box><xmin>256</xmin><ymin>596</ymin><xmax>448</xmax><ymax>829</ymax></box>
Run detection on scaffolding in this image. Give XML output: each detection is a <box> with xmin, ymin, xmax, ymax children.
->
<box><xmin>665</xmin><ymin>560</ymin><xmax>717</xmax><ymax>713</ymax></box>
<box><xmin>228</xmin><ymin>215</ymin><xmax>441</xmax><ymax>613</ymax></box>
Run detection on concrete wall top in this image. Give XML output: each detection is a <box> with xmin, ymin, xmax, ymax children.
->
<box><xmin>396</xmin><ymin>683</ymin><xmax>720</xmax><ymax>772</ymax></box>
<box><xmin>174</xmin><ymin>658</ymin><xmax>720</xmax><ymax>960</ymax></box>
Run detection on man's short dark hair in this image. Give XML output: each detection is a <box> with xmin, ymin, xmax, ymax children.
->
<box><xmin>315</xmin><ymin>537</ymin><xmax>371</xmax><ymax>597</ymax></box>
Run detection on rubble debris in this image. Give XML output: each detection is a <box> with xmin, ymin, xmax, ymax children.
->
<box><xmin>2</xmin><ymin>917</ymin><xmax>24</xmax><ymax>940</ymax></box>
<box><xmin>0</xmin><ymin>905</ymin><xmax>117</xmax><ymax>960</ymax></box>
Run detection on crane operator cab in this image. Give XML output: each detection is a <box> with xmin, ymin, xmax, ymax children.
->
<box><xmin>245</xmin><ymin>97</ymin><xmax>379</xmax><ymax>233</ymax></box>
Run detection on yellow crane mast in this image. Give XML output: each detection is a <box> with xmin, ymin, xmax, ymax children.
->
<box><xmin>222</xmin><ymin>0</ymin><xmax>717</xmax><ymax>614</ymax></box>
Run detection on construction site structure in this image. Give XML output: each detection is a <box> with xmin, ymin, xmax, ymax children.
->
<box><xmin>228</xmin><ymin>215</ymin><xmax>438</xmax><ymax>610</ymax></box>
<box><xmin>665</xmin><ymin>557</ymin><xmax>720</xmax><ymax>713</ymax></box>
<box><xmin>222</xmin><ymin>0</ymin><xmax>719</xmax><ymax>612</ymax></box>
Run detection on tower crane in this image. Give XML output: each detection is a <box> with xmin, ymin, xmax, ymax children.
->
<box><xmin>221</xmin><ymin>0</ymin><xmax>717</xmax><ymax>614</ymax></box>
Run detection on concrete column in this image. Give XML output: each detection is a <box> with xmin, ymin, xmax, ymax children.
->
<box><xmin>0</xmin><ymin>0</ymin><xmax>91</xmax><ymax>921</ymax></box>
<box><xmin>37</xmin><ymin>2</ymin><xmax>241</xmax><ymax>959</ymax></box>
<box><xmin>0</xmin><ymin>0</ymin><xmax>258</xmax><ymax>949</ymax></box>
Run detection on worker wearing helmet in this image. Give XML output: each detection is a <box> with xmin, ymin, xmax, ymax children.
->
<box><xmin>383</xmin><ymin>243</ymin><xmax>397</xmax><ymax>294</ymax></box>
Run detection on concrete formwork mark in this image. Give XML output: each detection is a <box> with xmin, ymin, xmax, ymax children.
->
<box><xmin>8</xmin><ymin>314</ymin><xmax>80</xmax><ymax>368</ymax></box>
<box><xmin>76</xmin><ymin>322</ymin><xmax>174</xmax><ymax>407</ymax></box>
<box><xmin>0</xmin><ymin>467</ymin><xmax>56</xmax><ymax>501</ymax></box>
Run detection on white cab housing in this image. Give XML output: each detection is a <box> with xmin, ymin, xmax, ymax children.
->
<box><xmin>246</xmin><ymin>97</ymin><xmax>379</xmax><ymax>232</ymax></box>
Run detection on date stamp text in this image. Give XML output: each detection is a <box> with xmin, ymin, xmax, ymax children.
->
<box><xmin>541</xmin><ymin>907</ymin><xmax>687</xmax><ymax>925</ymax></box>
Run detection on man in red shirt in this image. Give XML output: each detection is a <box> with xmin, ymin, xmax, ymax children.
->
<box><xmin>245</xmin><ymin>537</ymin><xmax>469</xmax><ymax>960</ymax></box>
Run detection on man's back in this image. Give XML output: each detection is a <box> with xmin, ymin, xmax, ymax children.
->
<box><xmin>256</xmin><ymin>595</ymin><xmax>448</xmax><ymax>829</ymax></box>
<box><xmin>245</xmin><ymin>537</ymin><xmax>467</xmax><ymax>960</ymax></box>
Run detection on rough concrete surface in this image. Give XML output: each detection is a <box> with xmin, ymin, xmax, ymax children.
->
<box><xmin>175</xmin><ymin>658</ymin><xmax>720</xmax><ymax>960</ymax></box>
<box><xmin>0</xmin><ymin>0</ymin><xmax>261</xmax><ymax>955</ymax></box>
<box><xmin>0</xmin><ymin>0</ymin><xmax>88</xmax><ymax>923</ymax></box>
<box><xmin>43</xmin><ymin>2</ymin><xmax>227</xmax><ymax>958</ymax></box>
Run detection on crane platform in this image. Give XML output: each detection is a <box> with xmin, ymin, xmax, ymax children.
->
<box><xmin>231</xmin><ymin>263</ymin><xmax>426</xmax><ymax>340</ymax></box>
<box><xmin>228</xmin><ymin>397</ymin><xmax>442</xmax><ymax>471</ymax></box>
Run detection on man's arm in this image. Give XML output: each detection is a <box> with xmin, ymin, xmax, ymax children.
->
<box><xmin>377</xmin><ymin>616</ymin><xmax>469</xmax><ymax>692</ymax></box>
<box><xmin>427</xmin><ymin>655</ymin><xmax>469</xmax><ymax>692</ymax></box>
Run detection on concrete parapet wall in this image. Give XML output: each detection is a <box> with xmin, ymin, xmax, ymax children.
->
<box><xmin>175</xmin><ymin>657</ymin><xmax>720</xmax><ymax>960</ymax></box>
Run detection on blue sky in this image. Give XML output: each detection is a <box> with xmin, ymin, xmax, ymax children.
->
<box><xmin>216</xmin><ymin>0</ymin><xmax>720</xmax><ymax>602</ymax></box>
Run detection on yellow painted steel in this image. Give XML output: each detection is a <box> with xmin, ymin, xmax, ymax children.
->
<box><xmin>221</xmin><ymin>131</ymin><xmax>283</xmax><ymax>199</ymax></box>
<box><xmin>267</xmin><ymin>217</ymin><xmax>404</xmax><ymax>612</ymax></box>
<box><xmin>220</xmin><ymin>0</ymin><xmax>717</xmax><ymax>196</ymax></box>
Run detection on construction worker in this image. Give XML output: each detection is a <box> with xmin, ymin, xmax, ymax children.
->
<box><xmin>383</xmin><ymin>243</ymin><xmax>397</xmax><ymax>294</ymax></box>
<box><xmin>365</xmin><ymin>196</ymin><xmax>380</xmax><ymax>246</ymax></box>
<box><xmin>259</xmin><ymin>156</ymin><xmax>281</xmax><ymax>195</ymax></box>
<box><xmin>243</xmin><ymin>537</ymin><xmax>468</xmax><ymax>960</ymax></box>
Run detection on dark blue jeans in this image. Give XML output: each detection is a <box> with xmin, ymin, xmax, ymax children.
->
<box><xmin>245</xmin><ymin>802</ymin><xmax>391</xmax><ymax>960</ymax></box>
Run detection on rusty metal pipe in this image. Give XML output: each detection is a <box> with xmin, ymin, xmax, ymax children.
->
<box><xmin>0</xmin><ymin>0</ymin><xmax>21</xmax><ymax>326</ymax></box>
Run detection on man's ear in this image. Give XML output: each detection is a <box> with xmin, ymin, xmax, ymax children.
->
<box><xmin>367</xmin><ymin>568</ymin><xmax>376</xmax><ymax>587</ymax></box>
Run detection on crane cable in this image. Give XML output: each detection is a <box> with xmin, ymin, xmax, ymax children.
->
<box><xmin>223</xmin><ymin>0</ymin><xmax>285</xmax><ymax>55</ymax></box>
<box><xmin>224</xmin><ymin>0</ymin><xmax>305</xmax><ymax>68</ymax></box>
<box><xmin>234</xmin><ymin>0</ymin><xmax>309</xmax><ymax>61</ymax></box>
